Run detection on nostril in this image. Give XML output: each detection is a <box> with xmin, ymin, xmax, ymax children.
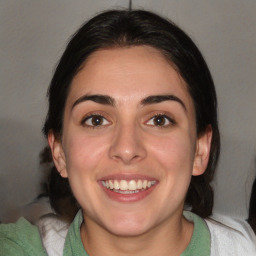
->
<box><xmin>108</xmin><ymin>127</ymin><xmax>147</xmax><ymax>164</ymax></box>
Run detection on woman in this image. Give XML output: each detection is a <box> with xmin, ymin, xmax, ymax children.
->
<box><xmin>0</xmin><ymin>9</ymin><xmax>255</xmax><ymax>256</ymax></box>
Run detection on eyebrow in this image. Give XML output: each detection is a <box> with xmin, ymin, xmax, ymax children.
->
<box><xmin>141</xmin><ymin>95</ymin><xmax>187</xmax><ymax>111</ymax></box>
<box><xmin>72</xmin><ymin>94</ymin><xmax>186</xmax><ymax>111</ymax></box>
<box><xmin>72</xmin><ymin>94</ymin><xmax>115</xmax><ymax>109</ymax></box>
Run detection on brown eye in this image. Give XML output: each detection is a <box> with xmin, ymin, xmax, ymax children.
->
<box><xmin>153</xmin><ymin>115</ymin><xmax>167</xmax><ymax>126</ymax></box>
<box><xmin>83</xmin><ymin>115</ymin><xmax>110</xmax><ymax>127</ymax></box>
<box><xmin>146</xmin><ymin>114</ymin><xmax>175</xmax><ymax>127</ymax></box>
<box><xmin>91</xmin><ymin>116</ymin><xmax>103</xmax><ymax>126</ymax></box>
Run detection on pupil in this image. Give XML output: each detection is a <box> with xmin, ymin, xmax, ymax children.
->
<box><xmin>154</xmin><ymin>116</ymin><xmax>165</xmax><ymax>126</ymax></box>
<box><xmin>92</xmin><ymin>116</ymin><xmax>103</xmax><ymax>126</ymax></box>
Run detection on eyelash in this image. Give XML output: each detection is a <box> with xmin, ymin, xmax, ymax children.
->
<box><xmin>80</xmin><ymin>113</ymin><xmax>176</xmax><ymax>129</ymax></box>
<box><xmin>146</xmin><ymin>114</ymin><xmax>176</xmax><ymax>128</ymax></box>
<box><xmin>81</xmin><ymin>114</ymin><xmax>111</xmax><ymax>128</ymax></box>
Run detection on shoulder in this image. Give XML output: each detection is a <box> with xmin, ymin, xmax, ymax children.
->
<box><xmin>37</xmin><ymin>210</ymin><xmax>87</xmax><ymax>256</ymax></box>
<box><xmin>37</xmin><ymin>213</ymin><xmax>70</xmax><ymax>256</ymax></box>
<box><xmin>205</xmin><ymin>213</ymin><xmax>256</xmax><ymax>256</ymax></box>
<box><xmin>0</xmin><ymin>218</ymin><xmax>47</xmax><ymax>256</ymax></box>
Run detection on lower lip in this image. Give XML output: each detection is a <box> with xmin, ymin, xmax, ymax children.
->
<box><xmin>100</xmin><ymin>183</ymin><xmax>157</xmax><ymax>203</ymax></box>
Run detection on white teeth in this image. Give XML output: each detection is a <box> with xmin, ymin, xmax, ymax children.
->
<box><xmin>128</xmin><ymin>180</ymin><xmax>137</xmax><ymax>190</ymax></box>
<box><xmin>142</xmin><ymin>180</ymin><xmax>148</xmax><ymax>189</ymax></box>
<box><xmin>109</xmin><ymin>180</ymin><xmax>114</xmax><ymax>189</ymax></box>
<box><xmin>120</xmin><ymin>180</ymin><xmax>128</xmax><ymax>190</ymax></box>
<box><xmin>137</xmin><ymin>180</ymin><xmax>143</xmax><ymax>189</ymax></box>
<box><xmin>115</xmin><ymin>190</ymin><xmax>140</xmax><ymax>194</ymax></box>
<box><xmin>102</xmin><ymin>179</ymin><xmax>156</xmax><ymax>191</ymax></box>
<box><xmin>114</xmin><ymin>180</ymin><xmax>120</xmax><ymax>190</ymax></box>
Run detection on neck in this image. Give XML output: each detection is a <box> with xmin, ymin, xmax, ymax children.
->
<box><xmin>80</xmin><ymin>213</ymin><xmax>193</xmax><ymax>256</ymax></box>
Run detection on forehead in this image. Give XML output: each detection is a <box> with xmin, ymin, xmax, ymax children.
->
<box><xmin>67</xmin><ymin>46</ymin><xmax>194</xmax><ymax>110</ymax></box>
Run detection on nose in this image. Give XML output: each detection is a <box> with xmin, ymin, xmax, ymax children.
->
<box><xmin>108</xmin><ymin>123</ymin><xmax>147</xmax><ymax>165</ymax></box>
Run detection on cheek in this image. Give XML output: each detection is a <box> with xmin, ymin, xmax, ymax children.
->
<box><xmin>148</xmin><ymin>133</ymin><xmax>195</xmax><ymax>208</ymax></box>
<box><xmin>147</xmin><ymin>131</ymin><xmax>195</xmax><ymax>173</ymax></box>
<box><xmin>62</xmin><ymin>132</ymin><xmax>110</xmax><ymax>209</ymax></box>
<box><xmin>63</xmin><ymin>132</ymin><xmax>109</xmax><ymax>174</ymax></box>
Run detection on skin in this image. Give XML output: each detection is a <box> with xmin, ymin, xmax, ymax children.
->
<box><xmin>49</xmin><ymin>46</ymin><xmax>212</xmax><ymax>256</ymax></box>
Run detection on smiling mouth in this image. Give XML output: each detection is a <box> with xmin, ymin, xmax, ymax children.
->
<box><xmin>101</xmin><ymin>179</ymin><xmax>157</xmax><ymax>194</ymax></box>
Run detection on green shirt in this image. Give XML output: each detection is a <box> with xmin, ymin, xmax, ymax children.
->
<box><xmin>182</xmin><ymin>211</ymin><xmax>211</xmax><ymax>256</ymax></box>
<box><xmin>0</xmin><ymin>211</ymin><xmax>210</xmax><ymax>255</ymax></box>
<box><xmin>0</xmin><ymin>218</ymin><xmax>47</xmax><ymax>256</ymax></box>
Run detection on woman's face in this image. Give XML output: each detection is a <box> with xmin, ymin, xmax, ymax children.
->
<box><xmin>50</xmin><ymin>46</ymin><xmax>211</xmax><ymax>236</ymax></box>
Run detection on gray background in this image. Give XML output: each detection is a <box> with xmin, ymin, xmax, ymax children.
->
<box><xmin>0</xmin><ymin>0</ymin><xmax>255</xmax><ymax>222</ymax></box>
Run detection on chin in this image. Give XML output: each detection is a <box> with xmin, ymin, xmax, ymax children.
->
<box><xmin>102</xmin><ymin>213</ymin><xmax>154</xmax><ymax>237</ymax></box>
<box><xmin>108</xmin><ymin>224</ymin><xmax>148</xmax><ymax>237</ymax></box>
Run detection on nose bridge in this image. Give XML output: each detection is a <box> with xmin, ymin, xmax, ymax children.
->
<box><xmin>109</xmin><ymin>120</ymin><xmax>146</xmax><ymax>164</ymax></box>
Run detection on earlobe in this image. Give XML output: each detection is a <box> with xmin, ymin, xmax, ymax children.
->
<box><xmin>192</xmin><ymin>125</ymin><xmax>212</xmax><ymax>176</ymax></box>
<box><xmin>48</xmin><ymin>131</ymin><xmax>68</xmax><ymax>178</ymax></box>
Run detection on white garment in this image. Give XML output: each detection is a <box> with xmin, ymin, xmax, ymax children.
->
<box><xmin>37</xmin><ymin>212</ymin><xmax>256</xmax><ymax>256</ymax></box>
<box><xmin>205</xmin><ymin>213</ymin><xmax>256</xmax><ymax>256</ymax></box>
<box><xmin>37</xmin><ymin>214</ymin><xmax>69</xmax><ymax>256</ymax></box>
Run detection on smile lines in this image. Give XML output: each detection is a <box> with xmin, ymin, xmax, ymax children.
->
<box><xmin>102</xmin><ymin>179</ymin><xmax>156</xmax><ymax>193</ymax></box>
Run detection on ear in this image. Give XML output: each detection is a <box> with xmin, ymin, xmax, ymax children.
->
<box><xmin>48</xmin><ymin>131</ymin><xmax>68</xmax><ymax>178</ymax></box>
<box><xmin>192</xmin><ymin>125</ymin><xmax>212</xmax><ymax>176</ymax></box>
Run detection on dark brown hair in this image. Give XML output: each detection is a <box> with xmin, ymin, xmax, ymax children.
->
<box><xmin>248</xmin><ymin>161</ymin><xmax>256</xmax><ymax>234</ymax></box>
<box><xmin>42</xmin><ymin>9</ymin><xmax>220</xmax><ymax>221</ymax></box>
